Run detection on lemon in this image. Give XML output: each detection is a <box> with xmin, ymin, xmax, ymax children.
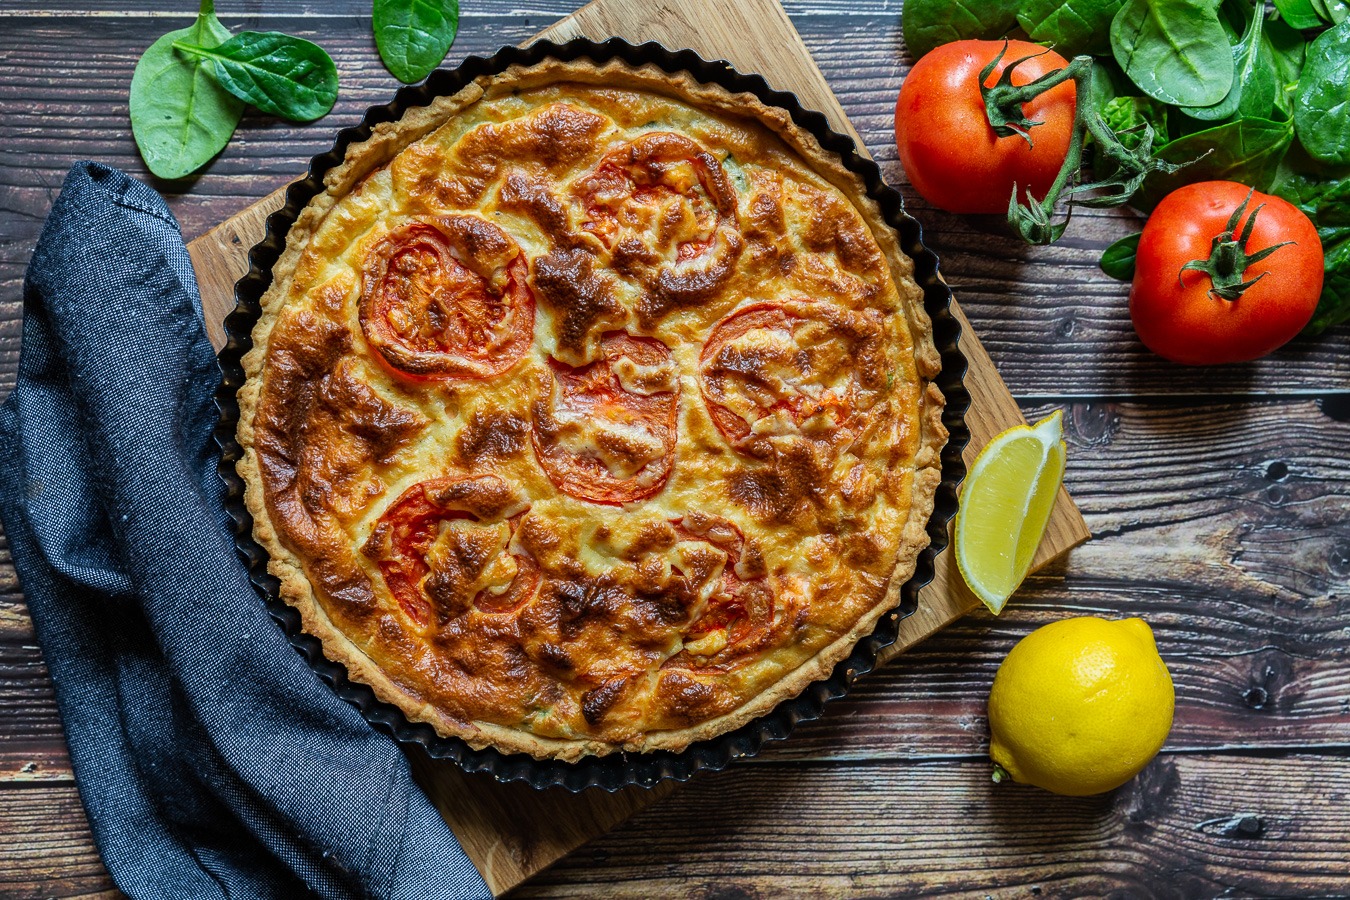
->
<box><xmin>988</xmin><ymin>616</ymin><xmax>1175</xmax><ymax>796</ymax></box>
<box><xmin>956</xmin><ymin>410</ymin><xmax>1066</xmax><ymax>614</ymax></box>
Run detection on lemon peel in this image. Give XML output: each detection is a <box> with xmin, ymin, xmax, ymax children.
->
<box><xmin>955</xmin><ymin>410</ymin><xmax>1066</xmax><ymax>614</ymax></box>
<box><xmin>988</xmin><ymin>616</ymin><xmax>1175</xmax><ymax>796</ymax></box>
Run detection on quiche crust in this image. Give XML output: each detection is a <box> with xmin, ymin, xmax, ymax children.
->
<box><xmin>236</xmin><ymin>57</ymin><xmax>947</xmax><ymax>761</ymax></box>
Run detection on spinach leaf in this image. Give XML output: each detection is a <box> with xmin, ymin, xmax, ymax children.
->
<box><xmin>1264</xmin><ymin>14</ymin><xmax>1305</xmax><ymax>85</ymax></box>
<box><xmin>1181</xmin><ymin>1</ymin><xmax>1265</xmax><ymax>122</ymax></box>
<box><xmin>1264</xmin><ymin>12</ymin><xmax>1306</xmax><ymax>117</ymax></box>
<box><xmin>1135</xmin><ymin>116</ymin><xmax>1295</xmax><ymax>209</ymax></box>
<box><xmin>1272</xmin><ymin>160</ymin><xmax>1350</xmax><ymax>334</ymax></box>
<box><xmin>1112</xmin><ymin>0</ymin><xmax>1234</xmax><ymax>107</ymax></box>
<box><xmin>129</xmin><ymin>0</ymin><xmax>243</xmax><ymax>180</ymax></box>
<box><xmin>1270</xmin><ymin>145</ymin><xmax>1350</xmax><ymax>216</ymax></box>
<box><xmin>174</xmin><ymin>31</ymin><xmax>337</xmax><ymax>122</ymax></box>
<box><xmin>1100</xmin><ymin>232</ymin><xmax>1141</xmax><ymax>280</ymax></box>
<box><xmin>1086</xmin><ymin>55</ymin><xmax>1135</xmax><ymax>110</ymax></box>
<box><xmin>1238</xmin><ymin>37</ymin><xmax>1279</xmax><ymax>120</ymax></box>
<box><xmin>1310</xmin><ymin>0</ymin><xmax>1350</xmax><ymax>24</ymax></box>
<box><xmin>1017</xmin><ymin>0</ymin><xmax>1125</xmax><ymax>56</ymax></box>
<box><xmin>1273</xmin><ymin>0</ymin><xmax>1324</xmax><ymax>29</ymax></box>
<box><xmin>373</xmin><ymin>0</ymin><xmax>460</xmax><ymax>84</ymax></box>
<box><xmin>1305</xmin><ymin>227</ymin><xmax>1350</xmax><ymax>333</ymax></box>
<box><xmin>1307</xmin><ymin>182</ymin><xmax>1350</xmax><ymax>332</ymax></box>
<box><xmin>1101</xmin><ymin>96</ymin><xmax>1170</xmax><ymax>153</ymax></box>
<box><xmin>902</xmin><ymin>0</ymin><xmax>1019</xmax><ymax>58</ymax></box>
<box><xmin>1294</xmin><ymin>19</ymin><xmax>1350</xmax><ymax>166</ymax></box>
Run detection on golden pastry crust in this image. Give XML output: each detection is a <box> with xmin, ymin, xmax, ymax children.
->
<box><xmin>236</xmin><ymin>58</ymin><xmax>947</xmax><ymax>761</ymax></box>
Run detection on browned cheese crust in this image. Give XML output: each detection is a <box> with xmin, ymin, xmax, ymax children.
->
<box><xmin>236</xmin><ymin>59</ymin><xmax>947</xmax><ymax>760</ymax></box>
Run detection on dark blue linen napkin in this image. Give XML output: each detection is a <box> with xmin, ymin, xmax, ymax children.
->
<box><xmin>0</xmin><ymin>162</ymin><xmax>492</xmax><ymax>900</ymax></box>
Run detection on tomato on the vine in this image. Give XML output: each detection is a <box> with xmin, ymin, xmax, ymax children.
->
<box><xmin>894</xmin><ymin>40</ymin><xmax>1077</xmax><ymax>215</ymax></box>
<box><xmin>1130</xmin><ymin>181</ymin><xmax>1324</xmax><ymax>365</ymax></box>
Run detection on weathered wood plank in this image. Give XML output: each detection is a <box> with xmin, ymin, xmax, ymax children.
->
<box><xmin>0</xmin><ymin>784</ymin><xmax>119</xmax><ymax>899</ymax></box>
<box><xmin>1</xmin><ymin>396</ymin><xmax>1346</xmax><ymax>781</ymax></box>
<box><xmin>7</xmin><ymin>753</ymin><xmax>1350</xmax><ymax>899</ymax></box>
<box><xmin>522</xmin><ymin>755</ymin><xmax>1350</xmax><ymax>898</ymax></box>
<box><xmin>0</xmin><ymin>534</ymin><xmax>71</xmax><ymax>781</ymax></box>
<box><xmin>1</xmin><ymin>0</ymin><xmax>902</xmax><ymax>17</ymax></box>
<box><xmin>1</xmin><ymin>15</ymin><xmax>1347</xmax><ymax>400</ymax></box>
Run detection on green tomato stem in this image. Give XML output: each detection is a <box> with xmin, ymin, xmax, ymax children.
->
<box><xmin>1179</xmin><ymin>188</ymin><xmax>1295</xmax><ymax>302</ymax></box>
<box><xmin>979</xmin><ymin>44</ymin><xmax>1194</xmax><ymax>245</ymax></box>
<box><xmin>980</xmin><ymin>46</ymin><xmax>1092</xmax><ymax>145</ymax></box>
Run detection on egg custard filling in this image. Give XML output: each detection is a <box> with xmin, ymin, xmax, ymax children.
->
<box><xmin>237</xmin><ymin>59</ymin><xmax>946</xmax><ymax>759</ymax></box>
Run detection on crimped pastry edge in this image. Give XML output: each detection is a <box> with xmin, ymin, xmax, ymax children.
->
<box><xmin>235</xmin><ymin>55</ymin><xmax>948</xmax><ymax>762</ymax></box>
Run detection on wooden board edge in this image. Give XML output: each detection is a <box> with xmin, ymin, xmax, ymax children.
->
<box><xmin>187</xmin><ymin>188</ymin><xmax>287</xmax><ymax>349</ymax></box>
<box><xmin>177</xmin><ymin>0</ymin><xmax>1095</xmax><ymax>892</ymax></box>
<box><xmin>408</xmin><ymin>751</ymin><xmax>676</xmax><ymax>896</ymax></box>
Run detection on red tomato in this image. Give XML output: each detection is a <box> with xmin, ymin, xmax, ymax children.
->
<box><xmin>894</xmin><ymin>40</ymin><xmax>1076</xmax><ymax>214</ymax></box>
<box><xmin>1130</xmin><ymin>181</ymin><xmax>1324</xmax><ymax>365</ymax></box>
<box><xmin>661</xmin><ymin>518</ymin><xmax>775</xmax><ymax>674</ymax></box>
<box><xmin>698</xmin><ymin>302</ymin><xmax>869</xmax><ymax>450</ymax></box>
<box><xmin>531</xmin><ymin>332</ymin><xmax>679</xmax><ymax>504</ymax></box>
<box><xmin>362</xmin><ymin>476</ymin><xmax>539</xmax><ymax>625</ymax></box>
<box><xmin>359</xmin><ymin>216</ymin><xmax>535</xmax><ymax>380</ymax></box>
<box><xmin>574</xmin><ymin>130</ymin><xmax>736</xmax><ymax>257</ymax></box>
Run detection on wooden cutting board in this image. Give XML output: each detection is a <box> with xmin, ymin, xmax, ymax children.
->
<box><xmin>186</xmin><ymin>0</ymin><xmax>1091</xmax><ymax>892</ymax></box>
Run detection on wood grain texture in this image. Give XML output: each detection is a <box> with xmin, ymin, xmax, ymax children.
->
<box><xmin>178</xmin><ymin>1</ymin><xmax>1086</xmax><ymax>891</ymax></box>
<box><xmin>2</xmin><ymin>10</ymin><xmax>1347</xmax><ymax>398</ymax></box>
<box><xmin>517</xmin><ymin>755</ymin><xmax>1350</xmax><ymax>899</ymax></box>
<box><xmin>410</xmin><ymin>752</ymin><xmax>676</xmax><ymax>895</ymax></box>
<box><xmin>0</xmin><ymin>784</ymin><xmax>118</xmax><ymax>899</ymax></box>
<box><xmin>7</xmin><ymin>754</ymin><xmax>1350</xmax><ymax>900</ymax></box>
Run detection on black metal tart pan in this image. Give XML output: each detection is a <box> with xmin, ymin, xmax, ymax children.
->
<box><xmin>214</xmin><ymin>36</ymin><xmax>971</xmax><ymax>792</ymax></box>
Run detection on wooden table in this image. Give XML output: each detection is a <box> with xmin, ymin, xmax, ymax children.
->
<box><xmin>2</xmin><ymin>1</ymin><xmax>1348</xmax><ymax>896</ymax></box>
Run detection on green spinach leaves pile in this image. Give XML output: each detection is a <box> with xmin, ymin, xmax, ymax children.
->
<box><xmin>130</xmin><ymin>0</ymin><xmax>459</xmax><ymax>181</ymax></box>
<box><xmin>902</xmin><ymin>0</ymin><xmax>1350</xmax><ymax>333</ymax></box>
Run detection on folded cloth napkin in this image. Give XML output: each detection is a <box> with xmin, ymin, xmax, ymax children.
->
<box><xmin>0</xmin><ymin>163</ymin><xmax>492</xmax><ymax>900</ymax></box>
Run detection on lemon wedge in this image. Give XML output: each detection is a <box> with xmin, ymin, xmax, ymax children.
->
<box><xmin>955</xmin><ymin>410</ymin><xmax>1066</xmax><ymax>614</ymax></box>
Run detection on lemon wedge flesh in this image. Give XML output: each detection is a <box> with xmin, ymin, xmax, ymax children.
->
<box><xmin>956</xmin><ymin>410</ymin><xmax>1066</xmax><ymax>614</ymax></box>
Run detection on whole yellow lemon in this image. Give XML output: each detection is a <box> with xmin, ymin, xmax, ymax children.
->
<box><xmin>988</xmin><ymin>616</ymin><xmax>1174</xmax><ymax>796</ymax></box>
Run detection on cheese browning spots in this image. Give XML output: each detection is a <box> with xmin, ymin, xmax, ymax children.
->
<box><xmin>244</xmin><ymin>68</ymin><xmax>943</xmax><ymax>758</ymax></box>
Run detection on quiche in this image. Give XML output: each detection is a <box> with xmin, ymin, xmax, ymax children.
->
<box><xmin>236</xmin><ymin>58</ymin><xmax>947</xmax><ymax>761</ymax></box>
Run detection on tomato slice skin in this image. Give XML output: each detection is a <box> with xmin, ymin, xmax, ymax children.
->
<box><xmin>1129</xmin><ymin>181</ymin><xmax>1324</xmax><ymax>365</ymax></box>
<box><xmin>362</xmin><ymin>475</ymin><xmax>538</xmax><ymax>625</ymax></box>
<box><xmin>662</xmin><ymin>517</ymin><xmax>775</xmax><ymax>673</ymax></box>
<box><xmin>359</xmin><ymin>216</ymin><xmax>535</xmax><ymax>380</ymax></box>
<box><xmin>575</xmin><ymin>131</ymin><xmax>737</xmax><ymax>261</ymax></box>
<box><xmin>531</xmin><ymin>332</ymin><xmax>679</xmax><ymax>505</ymax></box>
<box><xmin>893</xmin><ymin>40</ymin><xmax>1075</xmax><ymax>215</ymax></box>
<box><xmin>698</xmin><ymin>302</ymin><xmax>864</xmax><ymax>451</ymax></box>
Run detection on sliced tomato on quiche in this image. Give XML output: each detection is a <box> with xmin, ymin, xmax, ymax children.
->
<box><xmin>362</xmin><ymin>475</ymin><xmax>540</xmax><ymax>625</ymax></box>
<box><xmin>661</xmin><ymin>516</ymin><xmax>777</xmax><ymax>672</ymax></box>
<box><xmin>531</xmin><ymin>332</ymin><xmax>679</xmax><ymax>505</ymax></box>
<box><xmin>359</xmin><ymin>216</ymin><xmax>535</xmax><ymax>380</ymax></box>
<box><xmin>698</xmin><ymin>301</ymin><xmax>883</xmax><ymax>450</ymax></box>
<box><xmin>575</xmin><ymin>131</ymin><xmax>737</xmax><ymax>260</ymax></box>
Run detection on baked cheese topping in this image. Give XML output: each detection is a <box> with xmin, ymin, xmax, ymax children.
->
<box><xmin>239</xmin><ymin>62</ymin><xmax>945</xmax><ymax>760</ymax></box>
